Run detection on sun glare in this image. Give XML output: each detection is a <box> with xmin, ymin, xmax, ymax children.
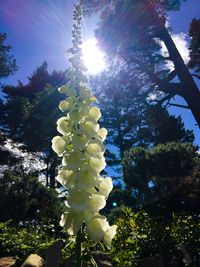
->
<box><xmin>82</xmin><ymin>39</ymin><xmax>106</xmax><ymax>74</ymax></box>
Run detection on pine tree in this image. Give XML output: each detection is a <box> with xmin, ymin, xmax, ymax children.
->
<box><xmin>188</xmin><ymin>19</ymin><xmax>200</xmax><ymax>78</ymax></box>
<box><xmin>0</xmin><ymin>63</ymin><xmax>66</xmax><ymax>187</ymax></box>
<box><xmin>0</xmin><ymin>33</ymin><xmax>18</xmax><ymax>80</ymax></box>
<box><xmin>83</xmin><ymin>0</ymin><xmax>200</xmax><ymax>128</ymax></box>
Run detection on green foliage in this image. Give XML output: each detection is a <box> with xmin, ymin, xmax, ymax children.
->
<box><xmin>110</xmin><ymin>207</ymin><xmax>200</xmax><ymax>266</ymax></box>
<box><xmin>170</xmin><ymin>214</ymin><xmax>200</xmax><ymax>260</ymax></box>
<box><xmin>92</xmin><ymin>70</ymin><xmax>193</xmax><ymax>176</ymax></box>
<box><xmin>0</xmin><ymin>63</ymin><xmax>66</xmax><ymax>187</ymax></box>
<box><xmin>110</xmin><ymin>208</ymin><xmax>173</xmax><ymax>266</ymax></box>
<box><xmin>122</xmin><ymin>142</ymin><xmax>200</xmax><ymax>212</ymax></box>
<box><xmin>0</xmin><ymin>221</ymin><xmax>58</xmax><ymax>263</ymax></box>
<box><xmin>139</xmin><ymin>105</ymin><xmax>194</xmax><ymax>145</ymax></box>
<box><xmin>1</xmin><ymin>66</ymin><xmax>65</xmax><ymax>152</ymax></box>
<box><xmin>188</xmin><ymin>19</ymin><xmax>200</xmax><ymax>75</ymax></box>
<box><xmin>0</xmin><ymin>33</ymin><xmax>18</xmax><ymax>79</ymax></box>
<box><xmin>0</xmin><ymin>171</ymin><xmax>64</xmax><ymax>224</ymax></box>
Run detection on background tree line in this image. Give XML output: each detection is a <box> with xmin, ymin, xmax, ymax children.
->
<box><xmin>0</xmin><ymin>0</ymin><xmax>200</xmax><ymax>225</ymax></box>
<box><xmin>0</xmin><ymin>1</ymin><xmax>200</xmax><ymax>265</ymax></box>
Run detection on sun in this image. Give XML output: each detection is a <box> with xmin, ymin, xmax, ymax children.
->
<box><xmin>82</xmin><ymin>39</ymin><xmax>106</xmax><ymax>74</ymax></box>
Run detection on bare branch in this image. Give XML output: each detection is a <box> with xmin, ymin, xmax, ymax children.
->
<box><xmin>168</xmin><ymin>103</ymin><xmax>190</xmax><ymax>109</ymax></box>
<box><xmin>192</xmin><ymin>73</ymin><xmax>200</xmax><ymax>79</ymax></box>
<box><xmin>166</xmin><ymin>70</ymin><xmax>177</xmax><ymax>81</ymax></box>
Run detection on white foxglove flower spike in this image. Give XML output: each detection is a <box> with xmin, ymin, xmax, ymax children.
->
<box><xmin>51</xmin><ymin>3</ymin><xmax>117</xmax><ymax>248</ymax></box>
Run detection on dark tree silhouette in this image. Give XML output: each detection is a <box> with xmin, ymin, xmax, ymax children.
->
<box><xmin>122</xmin><ymin>142</ymin><xmax>200</xmax><ymax>213</ymax></box>
<box><xmin>188</xmin><ymin>19</ymin><xmax>200</xmax><ymax>78</ymax></box>
<box><xmin>0</xmin><ymin>63</ymin><xmax>66</xmax><ymax>188</ymax></box>
<box><xmin>83</xmin><ymin>0</ymin><xmax>200</xmax><ymax>128</ymax></box>
<box><xmin>0</xmin><ymin>33</ymin><xmax>18</xmax><ymax>79</ymax></box>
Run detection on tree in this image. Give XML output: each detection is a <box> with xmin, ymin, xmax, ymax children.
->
<box><xmin>139</xmin><ymin>105</ymin><xmax>194</xmax><ymax>145</ymax></box>
<box><xmin>0</xmin><ymin>33</ymin><xmax>18</xmax><ymax>79</ymax></box>
<box><xmin>83</xmin><ymin>0</ymin><xmax>200</xmax><ymax>128</ymax></box>
<box><xmin>122</xmin><ymin>142</ymin><xmax>200</xmax><ymax>213</ymax></box>
<box><xmin>0</xmin><ymin>170</ymin><xmax>63</xmax><ymax>224</ymax></box>
<box><xmin>0</xmin><ymin>63</ymin><xmax>66</xmax><ymax>187</ymax></box>
<box><xmin>91</xmin><ymin>70</ymin><xmax>194</xmax><ymax>170</ymax></box>
<box><xmin>188</xmin><ymin>19</ymin><xmax>200</xmax><ymax>78</ymax></box>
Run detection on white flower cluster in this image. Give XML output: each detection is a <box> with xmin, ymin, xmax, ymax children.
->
<box><xmin>52</xmin><ymin>84</ymin><xmax>117</xmax><ymax>248</ymax></box>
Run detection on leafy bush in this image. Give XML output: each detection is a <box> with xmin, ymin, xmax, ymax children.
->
<box><xmin>110</xmin><ymin>207</ymin><xmax>200</xmax><ymax>266</ymax></box>
<box><xmin>0</xmin><ymin>221</ymin><xmax>59</xmax><ymax>264</ymax></box>
<box><xmin>170</xmin><ymin>214</ymin><xmax>200</xmax><ymax>265</ymax></box>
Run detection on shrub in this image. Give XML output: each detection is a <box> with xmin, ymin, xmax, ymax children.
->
<box><xmin>0</xmin><ymin>221</ymin><xmax>58</xmax><ymax>265</ymax></box>
<box><xmin>110</xmin><ymin>207</ymin><xmax>200</xmax><ymax>266</ymax></box>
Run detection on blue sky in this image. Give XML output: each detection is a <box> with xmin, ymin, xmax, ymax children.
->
<box><xmin>0</xmin><ymin>0</ymin><xmax>199</xmax><ymax>145</ymax></box>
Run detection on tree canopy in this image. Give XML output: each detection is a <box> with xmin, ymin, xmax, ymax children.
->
<box><xmin>0</xmin><ymin>33</ymin><xmax>18</xmax><ymax>80</ymax></box>
<box><xmin>83</xmin><ymin>0</ymin><xmax>200</xmax><ymax>128</ymax></box>
<box><xmin>188</xmin><ymin>19</ymin><xmax>200</xmax><ymax>78</ymax></box>
<box><xmin>122</xmin><ymin>142</ymin><xmax>200</xmax><ymax>213</ymax></box>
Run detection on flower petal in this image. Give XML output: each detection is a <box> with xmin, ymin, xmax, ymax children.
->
<box><xmin>86</xmin><ymin>217</ymin><xmax>109</xmax><ymax>241</ymax></box>
<box><xmin>88</xmin><ymin>157</ymin><xmax>106</xmax><ymax>174</ymax></box>
<box><xmin>75</xmin><ymin>171</ymin><xmax>97</xmax><ymax>189</ymax></box>
<box><xmin>98</xmin><ymin>177</ymin><xmax>113</xmax><ymax>198</ymax></box>
<box><xmin>51</xmin><ymin>136</ymin><xmax>66</xmax><ymax>155</ymax></box>
<box><xmin>59</xmin><ymin>99</ymin><xmax>74</xmax><ymax>112</ymax></box>
<box><xmin>67</xmin><ymin>190</ymin><xmax>90</xmax><ymax>210</ymax></box>
<box><xmin>98</xmin><ymin>128</ymin><xmax>107</xmax><ymax>141</ymax></box>
<box><xmin>86</xmin><ymin>140</ymin><xmax>104</xmax><ymax>157</ymax></box>
<box><xmin>58</xmin><ymin>84</ymin><xmax>75</xmax><ymax>96</ymax></box>
<box><xmin>57</xmin><ymin>117</ymin><xmax>72</xmax><ymax>135</ymax></box>
<box><xmin>63</xmin><ymin>151</ymin><xmax>84</xmax><ymax>171</ymax></box>
<box><xmin>88</xmin><ymin>194</ymin><xmax>106</xmax><ymax>212</ymax></box>
<box><xmin>69</xmin><ymin>109</ymin><xmax>81</xmax><ymax>123</ymax></box>
<box><xmin>60</xmin><ymin>211</ymin><xmax>83</xmax><ymax>235</ymax></box>
<box><xmin>88</xmin><ymin>107</ymin><xmax>101</xmax><ymax>121</ymax></box>
<box><xmin>56</xmin><ymin>169</ymin><xmax>75</xmax><ymax>188</ymax></box>
<box><xmin>72</xmin><ymin>134</ymin><xmax>88</xmax><ymax>150</ymax></box>
<box><xmin>80</xmin><ymin>120</ymin><xmax>99</xmax><ymax>138</ymax></box>
<box><xmin>103</xmin><ymin>225</ymin><xmax>117</xmax><ymax>248</ymax></box>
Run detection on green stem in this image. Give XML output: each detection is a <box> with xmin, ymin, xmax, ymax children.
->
<box><xmin>76</xmin><ymin>226</ymin><xmax>82</xmax><ymax>267</ymax></box>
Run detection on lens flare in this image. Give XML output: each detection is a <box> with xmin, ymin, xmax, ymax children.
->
<box><xmin>82</xmin><ymin>39</ymin><xmax>106</xmax><ymax>74</ymax></box>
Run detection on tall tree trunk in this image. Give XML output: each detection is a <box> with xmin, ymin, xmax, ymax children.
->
<box><xmin>114</xmin><ymin>100</ymin><xmax>124</xmax><ymax>159</ymax></box>
<box><xmin>159</xmin><ymin>26</ymin><xmax>200</xmax><ymax>128</ymax></box>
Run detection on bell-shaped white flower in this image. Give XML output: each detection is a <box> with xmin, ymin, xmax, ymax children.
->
<box><xmin>75</xmin><ymin>171</ymin><xmax>97</xmax><ymax>189</ymax></box>
<box><xmin>63</xmin><ymin>151</ymin><xmax>84</xmax><ymax>171</ymax></box>
<box><xmin>58</xmin><ymin>84</ymin><xmax>75</xmax><ymax>96</ymax></box>
<box><xmin>83</xmin><ymin>210</ymin><xmax>99</xmax><ymax>224</ymax></box>
<box><xmin>69</xmin><ymin>109</ymin><xmax>81</xmax><ymax>123</ymax></box>
<box><xmin>98</xmin><ymin>128</ymin><xmax>107</xmax><ymax>141</ymax></box>
<box><xmin>86</xmin><ymin>140</ymin><xmax>104</xmax><ymax>158</ymax></box>
<box><xmin>88</xmin><ymin>107</ymin><xmax>101</xmax><ymax>122</ymax></box>
<box><xmin>88</xmin><ymin>157</ymin><xmax>106</xmax><ymax>174</ymax></box>
<box><xmin>60</xmin><ymin>211</ymin><xmax>83</xmax><ymax>235</ymax></box>
<box><xmin>86</xmin><ymin>217</ymin><xmax>109</xmax><ymax>242</ymax></box>
<box><xmin>67</xmin><ymin>190</ymin><xmax>90</xmax><ymax>210</ymax></box>
<box><xmin>56</xmin><ymin>169</ymin><xmax>75</xmax><ymax>188</ymax></box>
<box><xmin>88</xmin><ymin>194</ymin><xmax>106</xmax><ymax>212</ymax></box>
<box><xmin>103</xmin><ymin>225</ymin><xmax>117</xmax><ymax>248</ymax></box>
<box><xmin>98</xmin><ymin>177</ymin><xmax>113</xmax><ymax>198</ymax></box>
<box><xmin>80</xmin><ymin>120</ymin><xmax>99</xmax><ymax>138</ymax></box>
<box><xmin>57</xmin><ymin>117</ymin><xmax>72</xmax><ymax>135</ymax></box>
<box><xmin>59</xmin><ymin>98</ymin><xmax>74</xmax><ymax>112</ymax></box>
<box><xmin>51</xmin><ymin>136</ymin><xmax>66</xmax><ymax>156</ymax></box>
<box><xmin>72</xmin><ymin>134</ymin><xmax>88</xmax><ymax>150</ymax></box>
